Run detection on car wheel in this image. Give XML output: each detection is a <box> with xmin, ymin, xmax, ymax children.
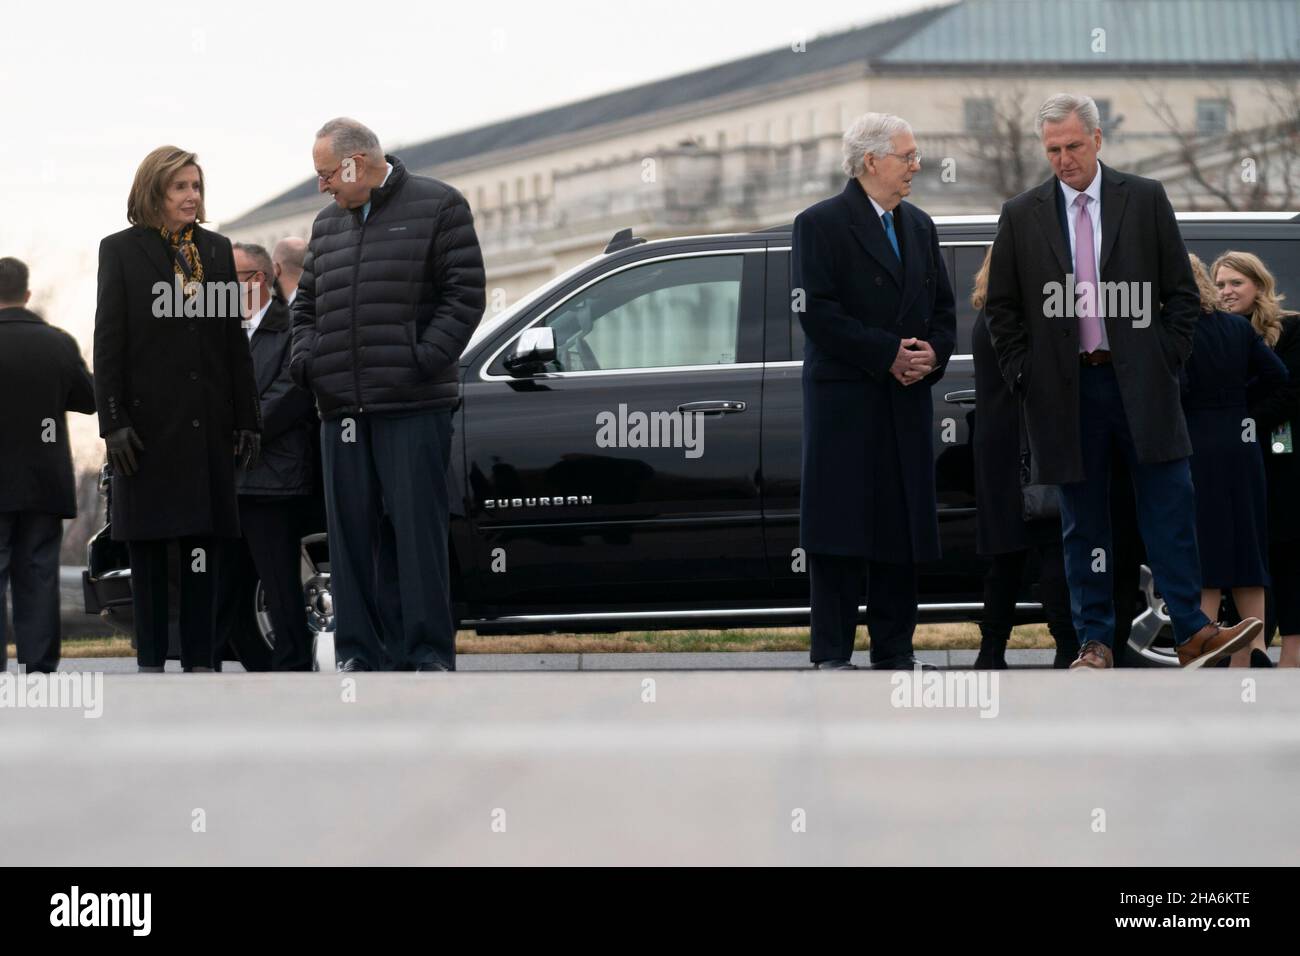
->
<box><xmin>226</xmin><ymin>568</ymin><xmax>272</xmax><ymax>671</ymax></box>
<box><xmin>246</xmin><ymin>532</ymin><xmax>336</xmax><ymax>672</ymax></box>
<box><xmin>1125</xmin><ymin>564</ymin><xmax>1181</xmax><ymax>667</ymax></box>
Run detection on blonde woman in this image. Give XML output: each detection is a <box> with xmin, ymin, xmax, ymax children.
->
<box><xmin>1213</xmin><ymin>251</ymin><xmax>1300</xmax><ymax>667</ymax></box>
<box><xmin>1183</xmin><ymin>255</ymin><xmax>1287</xmax><ymax>667</ymax></box>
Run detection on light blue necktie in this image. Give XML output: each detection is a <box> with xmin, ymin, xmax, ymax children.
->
<box><xmin>881</xmin><ymin>211</ymin><xmax>901</xmax><ymax>261</ymax></box>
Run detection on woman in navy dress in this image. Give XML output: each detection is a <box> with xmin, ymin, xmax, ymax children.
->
<box><xmin>1214</xmin><ymin>250</ymin><xmax>1300</xmax><ymax>668</ymax></box>
<box><xmin>1182</xmin><ymin>255</ymin><xmax>1288</xmax><ymax>666</ymax></box>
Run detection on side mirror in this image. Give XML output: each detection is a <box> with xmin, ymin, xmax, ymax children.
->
<box><xmin>504</xmin><ymin>326</ymin><xmax>557</xmax><ymax>373</ymax></box>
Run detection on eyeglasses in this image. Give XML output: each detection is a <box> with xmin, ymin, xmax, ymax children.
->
<box><xmin>316</xmin><ymin>154</ymin><xmax>360</xmax><ymax>185</ymax></box>
<box><xmin>884</xmin><ymin>150</ymin><xmax>923</xmax><ymax>166</ymax></box>
<box><xmin>236</xmin><ymin>269</ymin><xmax>264</xmax><ymax>280</ymax></box>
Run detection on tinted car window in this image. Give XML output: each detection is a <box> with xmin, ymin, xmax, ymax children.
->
<box><xmin>952</xmin><ymin>244</ymin><xmax>991</xmax><ymax>354</ymax></box>
<box><xmin>542</xmin><ymin>255</ymin><xmax>743</xmax><ymax>371</ymax></box>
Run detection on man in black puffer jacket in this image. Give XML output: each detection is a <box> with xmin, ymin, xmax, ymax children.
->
<box><xmin>290</xmin><ymin>117</ymin><xmax>485</xmax><ymax>672</ymax></box>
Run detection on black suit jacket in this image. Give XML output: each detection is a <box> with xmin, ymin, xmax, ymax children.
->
<box><xmin>985</xmin><ymin>163</ymin><xmax>1200</xmax><ymax>484</ymax></box>
<box><xmin>238</xmin><ymin>297</ymin><xmax>316</xmax><ymax>496</ymax></box>
<box><xmin>93</xmin><ymin>224</ymin><xmax>261</xmax><ymax>540</ymax></box>
<box><xmin>793</xmin><ymin>178</ymin><xmax>956</xmax><ymax>560</ymax></box>
<box><xmin>0</xmin><ymin>307</ymin><xmax>95</xmax><ymax>517</ymax></box>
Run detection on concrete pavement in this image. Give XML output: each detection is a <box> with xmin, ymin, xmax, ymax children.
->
<box><xmin>0</xmin><ymin>668</ymin><xmax>1296</xmax><ymax>865</ymax></box>
<box><xmin>13</xmin><ymin>646</ymin><xmax>1285</xmax><ymax>673</ymax></box>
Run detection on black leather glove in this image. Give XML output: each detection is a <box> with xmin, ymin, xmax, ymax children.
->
<box><xmin>235</xmin><ymin>429</ymin><xmax>261</xmax><ymax>471</ymax></box>
<box><xmin>105</xmin><ymin>427</ymin><xmax>144</xmax><ymax>477</ymax></box>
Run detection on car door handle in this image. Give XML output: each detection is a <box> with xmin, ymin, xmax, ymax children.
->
<box><xmin>676</xmin><ymin>400</ymin><xmax>747</xmax><ymax>415</ymax></box>
<box><xmin>943</xmin><ymin>389</ymin><xmax>976</xmax><ymax>406</ymax></box>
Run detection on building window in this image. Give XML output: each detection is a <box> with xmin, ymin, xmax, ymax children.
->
<box><xmin>1094</xmin><ymin>98</ymin><xmax>1112</xmax><ymax>130</ymax></box>
<box><xmin>964</xmin><ymin>98</ymin><xmax>995</xmax><ymax>133</ymax></box>
<box><xmin>1196</xmin><ymin>98</ymin><xmax>1230</xmax><ymax>134</ymax></box>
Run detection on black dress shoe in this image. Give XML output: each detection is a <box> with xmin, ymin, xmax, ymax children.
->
<box><xmin>414</xmin><ymin>660</ymin><xmax>450</xmax><ymax>672</ymax></box>
<box><xmin>338</xmin><ymin>658</ymin><xmax>372</xmax><ymax>672</ymax></box>
<box><xmin>871</xmin><ymin>655</ymin><xmax>938</xmax><ymax>671</ymax></box>
<box><xmin>813</xmin><ymin>659</ymin><xmax>858</xmax><ymax>670</ymax></box>
<box><xmin>1250</xmin><ymin>648</ymin><xmax>1274</xmax><ymax>668</ymax></box>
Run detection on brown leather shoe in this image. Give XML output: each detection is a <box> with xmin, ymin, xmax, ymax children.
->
<box><xmin>1178</xmin><ymin>618</ymin><xmax>1263</xmax><ymax>669</ymax></box>
<box><xmin>1068</xmin><ymin>640</ymin><xmax>1114</xmax><ymax>669</ymax></box>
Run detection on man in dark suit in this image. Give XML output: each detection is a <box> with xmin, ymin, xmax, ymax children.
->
<box><xmin>986</xmin><ymin>93</ymin><xmax>1262</xmax><ymax>669</ymax></box>
<box><xmin>0</xmin><ymin>258</ymin><xmax>96</xmax><ymax>672</ymax></box>
<box><xmin>793</xmin><ymin>112</ymin><xmax>956</xmax><ymax>671</ymax></box>
<box><xmin>214</xmin><ymin>243</ymin><xmax>318</xmax><ymax>670</ymax></box>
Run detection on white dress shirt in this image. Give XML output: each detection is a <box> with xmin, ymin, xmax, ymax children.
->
<box><xmin>1058</xmin><ymin>165</ymin><xmax>1108</xmax><ymax>350</ymax></box>
<box><xmin>243</xmin><ymin>299</ymin><xmax>271</xmax><ymax>341</ymax></box>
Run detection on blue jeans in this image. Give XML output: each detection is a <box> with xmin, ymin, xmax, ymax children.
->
<box><xmin>1057</xmin><ymin>365</ymin><xmax>1210</xmax><ymax>647</ymax></box>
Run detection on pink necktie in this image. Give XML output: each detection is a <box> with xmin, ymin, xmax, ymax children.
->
<box><xmin>1074</xmin><ymin>194</ymin><xmax>1103</xmax><ymax>354</ymax></box>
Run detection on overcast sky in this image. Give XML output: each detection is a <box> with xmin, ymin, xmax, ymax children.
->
<box><xmin>0</xmin><ymin>0</ymin><xmax>938</xmax><ymax>462</ymax></box>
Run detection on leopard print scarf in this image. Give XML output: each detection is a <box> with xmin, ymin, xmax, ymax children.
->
<box><xmin>160</xmin><ymin>223</ymin><xmax>203</xmax><ymax>297</ymax></box>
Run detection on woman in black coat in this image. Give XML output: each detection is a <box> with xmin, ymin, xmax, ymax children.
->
<box><xmin>1214</xmin><ymin>250</ymin><xmax>1300</xmax><ymax>668</ymax></box>
<box><xmin>1182</xmin><ymin>255</ymin><xmax>1287</xmax><ymax>667</ymax></box>
<box><xmin>93</xmin><ymin>146</ymin><xmax>261</xmax><ymax>672</ymax></box>
<box><xmin>970</xmin><ymin>249</ymin><xmax>1077</xmax><ymax>668</ymax></box>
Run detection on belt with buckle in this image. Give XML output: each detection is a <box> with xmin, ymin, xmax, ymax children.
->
<box><xmin>1080</xmin><ymin>349</ymin><xmax>1112</xmax><ymax>366</ymax></box>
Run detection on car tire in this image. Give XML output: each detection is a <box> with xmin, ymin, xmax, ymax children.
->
<box><xmin>226</xmin><ymin>570</ymin><xmax>273</xmax><ymax>672</ymax></box>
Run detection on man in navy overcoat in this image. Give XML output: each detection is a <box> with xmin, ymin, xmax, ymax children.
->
<box><xmin>793</xmin><ymin>112</ymin><xmax>956</xmax><ymax>670</ymax></box>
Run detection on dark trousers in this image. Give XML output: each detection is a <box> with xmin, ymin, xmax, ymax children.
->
<box><xmin>0</xmin><ymin>512</ymin><xmax>63</xmax><ymax>672</ymax></box>
<box><xmin>982</xmin><ymin>541</ymin><xmax>1077</xmax><ymax>654</ymax></box>
<box><xmin>216</xmin><ymin>496</ymin><xmax>313</xmax><ymax>671</ymax></box>
<box><xmin>1058</xmin><ymin>365</ymin><xmax>1211</xmax><ymax>648</ymax></box>
<box><xmin>322</xmin><ymin>408</ymin><xmax>455</xmax><ymax>670</ymax></box>
<box><xmin>809</xmin><ymin>553</ymin><xmax>917</xmax><ymax>664</ymax></box>
<box><xmin>128</xmin><ymin>536</ymin><xmax>218</xmax><ymax>669</ymax></box>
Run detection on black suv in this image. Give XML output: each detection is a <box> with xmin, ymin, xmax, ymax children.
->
<box><xmin>83</xmin><ymin>212</ymin><xmax>1300</xmax><ymax>668</ymax></box>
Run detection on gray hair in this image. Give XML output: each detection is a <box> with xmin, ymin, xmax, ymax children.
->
<box><xmin>315</xmin><ymin>117</ymin><xmax>384</xmax><ymax>163</ymax></box>
<box><xmin>841</xmin><ymin>112</ymin><xmax>913</xmax><ymax>178</ymax></box>
<box><xmin>233</xmin><ymin>241</ymin><xmax>274</xmax><ymax>280</ymax></box>
<box><xmin>1035</xmin><ymin>93</ymin><xmax>1100</xmax><ymax>138</ymax></box>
